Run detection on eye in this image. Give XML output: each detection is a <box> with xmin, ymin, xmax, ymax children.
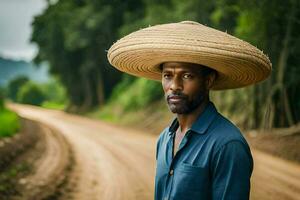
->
<box><xmin>183</xmin><ymin>73</ymin><xmax>193</xmax><ymax>79</ymax></box>
<box><xmin>163</xmin><ymin>73</ymin><xmax>172</xmax><ymax>79</ymax></box>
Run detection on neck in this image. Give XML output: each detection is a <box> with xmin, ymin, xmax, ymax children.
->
<box><xmin>177</xmin><ymin>98</ymin><xmax>209</xmax><ymax>134</ymax></box>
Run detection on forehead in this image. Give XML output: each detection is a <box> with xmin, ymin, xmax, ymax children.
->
<box><xmin>161</xmin><ymin>62</ymin><xmax>204</xmax><ymax>73</ymax></box>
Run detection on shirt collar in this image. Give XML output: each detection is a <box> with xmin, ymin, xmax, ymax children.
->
<box><xmin>168</xmin><ymin>101</ymin><xmax>218</xmax><ymax>135</ymax></box>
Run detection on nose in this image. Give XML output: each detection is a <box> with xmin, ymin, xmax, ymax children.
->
<box><xmin>170</xmin><ymin>77</ymin><xmax>183</xmax><ymax>92</ymax></box>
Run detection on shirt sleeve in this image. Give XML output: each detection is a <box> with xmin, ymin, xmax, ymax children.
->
<box><xmin>211</xmin><ymin>140</ymin><xmax>253</xmax><ymax>200</ymax></box>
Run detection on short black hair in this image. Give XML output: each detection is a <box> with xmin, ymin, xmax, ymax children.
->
<box><xmin>201</xmin><ymin>65</ymin><xmax>217</xmax><ymax>77</ymax></box>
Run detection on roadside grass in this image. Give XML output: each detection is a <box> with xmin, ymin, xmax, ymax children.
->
<box><xmin>86</xmin><ymin>100</ymin><xmax>172</xmax><ymax>135</ymax></box>
<box><xmin>41</xmin><ymin>101</ymin><xmax>66</xmax><ymax>110</ymax></box>
<box><xmin>0</xmin><ymin>108</ymin><xmax>20</xmax><ymax>138</ymax></box>
<box><xmin>87</xmin><ymin>103</ymin><xmax>126</xmax><ymax>123</ymax></box>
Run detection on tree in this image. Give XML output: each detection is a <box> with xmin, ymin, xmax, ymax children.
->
<box><xmin>234</xmin><ymin>0</ymin><xmax>300</xmax><ymax>128</ymax></box>
<box><xmin>31</xmin><ymin>0</ymin><xmax>138</xmax><ymax>111</ymax></box>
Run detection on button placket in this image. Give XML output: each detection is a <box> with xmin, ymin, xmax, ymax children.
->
<box><xmin>166</xmin><ymin>131</ymin><xmax>191</xmax><ymax>199</ymax></box>
<box><xmin>178</xmin><ymin>130</ymin><xmax>191</xmax><ymax>152</ymax></box>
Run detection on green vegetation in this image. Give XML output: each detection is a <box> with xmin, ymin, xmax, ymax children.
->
<box><xmin>4</xmin><ymin>76</ymin><xmax>68</xmax><ymax>110</ymax></box>
<box><xmin>32</xmin><ymin>0</ymin><xmax>300</xmax><ymax>129</ymax></box>
<box><xmin>88</xmin><ymin>100</ymin><xmax>172</xmax><ymax>135</ymax></box>
<box><xmin>41</xmin><ymin>101</ymin><xmax>66</xmax><ymax>110</ymax></box>
<box><xmin>0</xmin><ymin>88</ymin><xmax>4</xmax><ymax>109</ymax></box>
<box><xmin>40</xmin><ymin>78</ymin><xmax>68</xmax><ymax>110</ymax></box>
<box><xmin>17</xmin><ymin>82</ymin><xmax>46</xmax><ymax>106</ymax></box>
<box><xmin>109</xmin><ymin>77</ymin><xmax>162</xmax><ymax>112</ymax></box>
<box><xmin>0</xmin><ymin>108</ymin><xmax>20</xmax><ymax>137</ymax></box>
<box><xmin>31</xmin><ymin>0</ymin><xmax>130</xmax><ymax>111</ymax></box>
<box><xmin>90</xmin><ymin>76</ymin><xmax>163</xmax><ymax>123</ymax></box>
<box><xmin>7</xmin><ymin>76</ymin><xmax>29</xmax><ymax>102</ymax></box>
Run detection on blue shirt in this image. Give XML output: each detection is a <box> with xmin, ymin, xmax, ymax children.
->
<box><xmin>155</xmin><ymin>102</ymin><xmax>253</xmax><ymax>200</ymax></box>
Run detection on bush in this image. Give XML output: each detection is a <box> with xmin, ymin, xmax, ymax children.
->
<box><xmin>17</xmin><ymin>82</ymin><xmax>47</xmax><ymax>106</ymax></box>
<box><xmin>109</xmin><ymin>77</ymin><xmax>163</xmax><ymax>112</ymax></box>
<box><xmin>0</xmin><ymin>87</ymin><xmax>4</xmax><ymax>109</ymax></box>
<box><xmin>0</xmin><ymin>108</ymin><xmax>20</xmax><ymax>137</ymax></box>
<box><xmin>40</xmin><ymin>78</ymin><xmax>68</xmax><ymax>105</ymax></box>
<box><xmin>0</xmin><ymin>98</ymin><xmax>3</xmax><ymax>110</ymax></box>
<box><xmin>108</xmin><ymin>75</ymin><xmax>136</xmax><ymax>100</ymax></box>
<box><xmin>7</xmin><ymin>76</ymin><xmax>29</xmax><ymax>101</ymax></box>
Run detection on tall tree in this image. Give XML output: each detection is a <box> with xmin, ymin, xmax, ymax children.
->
<box><xmin>31</xmin><ymin>0</ymin><xmax>145</xmax><ymax>111</ymax></box>
<box><xmin>234</xmin><ymin>0</ymin><xmax>300</xmax><ymax>128</ymax></box>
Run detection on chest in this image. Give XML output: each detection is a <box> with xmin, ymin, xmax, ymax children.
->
<box><xmin>173</xmin><ymin>131</ymin><xmax>185</xmax><ymax>156</ymax></box>
<box><xmin>156</xmin><ymin>132</ymin><xmax>213</xmax><ymax>199</ymax></box>
<box><xmin>159</xmin><ymin>132</ymin><xmax>213</xmax><ymax>171</ymax></box>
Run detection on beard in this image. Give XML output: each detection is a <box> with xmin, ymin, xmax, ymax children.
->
<box><xmin>165</xmin><ymin>91</ymin><xmax>205</xmax><ymax>114</ymax></box>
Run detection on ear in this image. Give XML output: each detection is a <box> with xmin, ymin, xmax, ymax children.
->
<box><xmin>205</xmin><ymin>72</ymin><xmax>216</xmax><ymax>89</ymax></box>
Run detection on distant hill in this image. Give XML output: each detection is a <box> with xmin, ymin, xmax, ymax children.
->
<box><xmin>0</xmin><ymin>57</ymin><xmax>49</xmax><ymax>87</ymax></box>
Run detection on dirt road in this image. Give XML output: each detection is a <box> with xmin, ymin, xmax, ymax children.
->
<box><xmin>9</xmin><ymin>104</ymin><xmax>300</xmax><ymax>200</ymax></box>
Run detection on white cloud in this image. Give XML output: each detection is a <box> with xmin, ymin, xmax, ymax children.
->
<box><xmin>0</xmin><ymin>0</ymin><xmax>47</xmax><ymax>61</ymax></box>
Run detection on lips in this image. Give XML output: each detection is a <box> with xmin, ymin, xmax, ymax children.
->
<box><xmin>167</xmin><ymin>94</ymin><xmax>187</xmax><ymax>103</ymax></box>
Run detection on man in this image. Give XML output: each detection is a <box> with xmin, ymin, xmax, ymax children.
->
<box><xmin>108</xmin><ymin>21</ymin><xmax>271</xmax><ymax>200</ymax></box>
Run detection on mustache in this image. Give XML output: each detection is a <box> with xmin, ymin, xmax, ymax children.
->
<box><xmin>166</xmin><ymin>92</ymin><xmax>188</xmax><ymax>100</ymax></box>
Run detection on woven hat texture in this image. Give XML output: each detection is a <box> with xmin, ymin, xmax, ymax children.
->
<box><xmin>107</xmin><ymin>21</ymin><xmax>272</xmax><ymax>90</ymax></box>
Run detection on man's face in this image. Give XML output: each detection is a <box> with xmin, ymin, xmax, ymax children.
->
<box><xmin>162</xmin><ymin>62</ymin><xmax>209</xmax><ymax>114</ymax></box>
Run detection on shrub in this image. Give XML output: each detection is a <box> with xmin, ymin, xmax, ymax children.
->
<box><xmin>7</xmin><ymin>76</ymin><xmax>29</xmax><ymax>101</ymax></box>
<box><xmin>0</xmin><ymin>87</ymin><xmax>4</xmax><ymax>109</ymax></box>
<box><xmin>109</xmin><ymin>77</ymin><xmax>163</xmax><ymax>112</ymax></box>
<box><xmin>17</xmin><ymin>82</ymin><xmax>46</xmax><ymax>106</ymax></box>
<box><xmin>0</xmin><ymin>108</ymin><xmax>20</xmax><ymax>137</ymax></box>
<box><xmin>40</xmin><ymin>78</ymin><xmax>68</xmax><ymax>105</ymax></box>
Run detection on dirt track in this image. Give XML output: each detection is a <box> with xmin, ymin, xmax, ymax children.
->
<box><xmin>9</xmin><ymin>104</ymin><xmax>300</xmax><ymax>200</ymax></box>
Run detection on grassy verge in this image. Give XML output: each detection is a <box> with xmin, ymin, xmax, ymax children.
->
<box><xmin>86</xmin><ymin>100</ymin><xmax>173</xmax><ymax>135</ymax></box>
<box><xmin>41</xmin><ymin>101</ymin><xmax>66</xmax><ymax>110</ymax></box>
<box><xmin>0</xmin><ymin>108</ymin><xmax>20</xmax><ymax>138</ymax></box>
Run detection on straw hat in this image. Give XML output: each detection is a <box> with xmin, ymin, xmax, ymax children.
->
<box><xmin>107</xmin><ymin>21</ymin><xmax>272</xmax><ymax>90</ymax></box>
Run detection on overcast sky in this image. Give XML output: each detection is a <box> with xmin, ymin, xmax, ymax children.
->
<box><xmin>0</xmin><ymin>0</ymin><xmax>46</xmax><ymax>61</ymax></box>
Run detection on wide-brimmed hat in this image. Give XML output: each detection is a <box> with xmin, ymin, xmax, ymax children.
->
<box><xmin>107</xmin><ymin>21</ymin><xmax>272</xmax><ymax>90</ymax></box>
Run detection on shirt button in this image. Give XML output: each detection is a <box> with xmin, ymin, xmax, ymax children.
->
<box><xmin>169</xmin><ymin>169</ymin><xmax>174</xmax><ymax>175</ymax></box>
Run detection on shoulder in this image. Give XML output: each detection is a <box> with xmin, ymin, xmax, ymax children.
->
<box><xmin>155</xmin><ymin>127</ymin><xmax>170</xmax><ymax>159</ymax></box>
<box><xmin>156</xmin><ymin>127</ymin><xmax>170</xmax><ymax>150</ymax></box>
<box><xmin>208</xmin><ymin>114</ymin><xmax>253</xmax><ymax>172</ymax></box>
<box><xmin>207</xmin><ymin>113</ymin><xmax>251</xmax><ymax>155</ymax></box>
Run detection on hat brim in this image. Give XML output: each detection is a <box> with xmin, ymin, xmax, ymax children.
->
<box><xmin>108</xmin><ymin>21</ymin><xmax>272</xmax><ymax>90</ymax></box>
